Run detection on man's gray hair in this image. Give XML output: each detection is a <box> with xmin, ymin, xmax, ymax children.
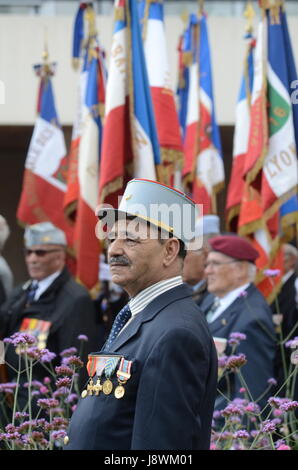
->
<box><xmin>247</xmin><ymin>263</ymin><xmax>257</xmax><ymax>282</ymax></box>
<box><xmin>0</xmin><ymin>215</ymin><xmax>10</xmax><ymax>251</ymax></box>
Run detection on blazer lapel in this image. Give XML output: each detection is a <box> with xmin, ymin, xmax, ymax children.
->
<box><xmin>111</xmin><ymin>284</ymin><xmax>193</xmax><ymax>352</ymax></box>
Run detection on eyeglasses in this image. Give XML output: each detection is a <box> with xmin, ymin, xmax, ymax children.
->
<box><xmin>24</xmin><ymin>248</ymin><xmax>62</xmax><ymax>257</ymax></box>
<box><xmin>205</xmin><ymin>260</ymin><xmax>239</xmax><ymax>268</ymax></box>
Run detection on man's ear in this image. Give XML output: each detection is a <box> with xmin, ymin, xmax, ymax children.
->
<box><xmin>163</xmin><ymin>238</ymin><xmax>180</xmax><ymax>267</ymax></box>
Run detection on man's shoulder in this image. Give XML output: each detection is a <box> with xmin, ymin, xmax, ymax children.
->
<box><xmin>61</xmin><ymin>277</ymin><xmax>91</xmax><ymax>299</ymax></box>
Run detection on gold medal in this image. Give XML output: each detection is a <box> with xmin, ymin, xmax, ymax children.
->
<box><xmin>93</xmin><ymin>378</ymin><xmax>102</xmax><ymax>396</ymax></box>
<box><xmin>87</xmin><ymin>378</ymin><xmax>94</xmax><ymax>396</ymax></box>
<box><xmin>114</xmin><ymin>384</ymin><xmax>125</xmax><ymax>399</ymax></box>
<box><xmin>81</xmin><ymin>389</ymin><xmax>88</xmax><ymax>398</ymax></box>
<box><xmin>102</xmin><ymin>379</ymin><xmax>113</xmax><ymax>395</ymax></box>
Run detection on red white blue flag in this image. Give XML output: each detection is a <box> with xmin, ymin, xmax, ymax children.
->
<box><xmin>99</xmin><ymin>0</ymin><xmax>160</xmax><ymax>207</ymax></box>
<box><xmin>226</xmin><ymin>33</ymin><xmax>255</xmax><ymax>232</ymax></box>
<box><xmin>138</xmin><ymin>0</ymin><xmax>183</xmax><ymax>185</ymax></box>
<box><xmin>181</xmin><ymin>12</ymin><xmax>224</xmax><ymax>214</ymax></box>
<box><xmin>17</xmin><ymin>60</ymin><xmax>73</xmax><ymax>246</ymax></box>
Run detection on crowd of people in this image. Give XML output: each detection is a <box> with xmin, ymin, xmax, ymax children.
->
<box><xmin>0</xmin><ymin>179</ymin><xmax>297</xmax><ymax>449</ymax></box>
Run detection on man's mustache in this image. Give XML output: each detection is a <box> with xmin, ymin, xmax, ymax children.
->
<box><xmin>109</xmin><ymin>256</ymin><xmax>130</xmax><ymax>266</ymax></box>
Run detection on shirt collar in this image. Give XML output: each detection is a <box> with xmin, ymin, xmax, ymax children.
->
<box><xmin>129</xmin><ymin>276</ymin><xmax>183</xmax><ymax>317</ymax></box>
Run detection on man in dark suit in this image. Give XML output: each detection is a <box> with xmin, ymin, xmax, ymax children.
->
<box><xmin>271</xmin><ymin>243</ymin><xmax>298</xmax><ymax>397</ymax></box>
<box><xmin>183</xmin><ymin>214</ymin><xmax>220</xmax><ymax>306</ymax></box>
<box><xmin>64</xmin><ymin>178</ymin><xmax>218</xmax><ymax>450</ymax></box>
<box><xmin>200</xmin><ymin>235</ymin><xmax>276</xmax><ymax>410</ymax></box>
<box><xmin>0</xmin><ymin>222</ymin><xmax>100</xmax><ymax>395</ymax></box>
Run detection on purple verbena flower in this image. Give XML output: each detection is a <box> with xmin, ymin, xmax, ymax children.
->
<box><xmin>268</xmin><ymin>396</ymin><xmax>283</xmax><ymax>408</ymax></box>
<box><xmin>23</xmin><ymin>380</ymin><xmax>43</xmax><ymax>389</ymax></box>
<box><xmin>218</xmin><ymin>355</ymin><xmax>228</xmax><ymax>368</ymax></box>
<box><xmin>261</xmin><ymin>420</ymin><xmax>277</xmax><ymax>434</ymax></box>
<box><xmin>226</xmin><ymin>353</ymin><xmax>247</xmax><ymax>370</ymax></box>
<box><xmin>279</xmin><ymin>401</ymin><xmax>298</xmax><ymax>412</ymax></box>
<box><xmin>14</xmin><ymin>412</ymin><xmax>29</xmax><ymax>421</ymax></box>
<box><xmin>51</xmin><ymin>430</ymin><xmax>67</xmax><ymax>441</ymax></box>
<box><xmin>0</xmin><ymin>382</ymin><xmax>17</xmax><ymax>393</ymax></box>
<box><xmin>31</xmin><ymin>431</ymin><xmax>45</xmax><ymax>442</ymax></box>
<box><xmin>51</xmin><ymin>417</ymin><xmax>68</xmax><ymax>429</ymax></box>
<box><xmin>53</xmin><ymin>387</ymin><xmax>70</xmax><ymax>398</ymax></box>
<box><xmin>264</xmin><ymin>269</ymin><xmax>281</xmax><ymax>278</ymax></box>
<box><xmin>63</xmin><ymin>355</ymin><xmax>84</xmax><ymax>369</ymax></box>
<box><xmin>221</xmin><ymin>404</ymin><xmax>244</xmax><ymax>417</ymax></box>
<box><xmin>245</xmin><ymin>402</ymin><xmax>260</xmax><ymax>414</ymax></box>
<box><xmin>233</xmin><ymin>430</ymin><xmax>249</xmax><ymax>439</ymax></box>
<box><xmin>267</xmin><ymin>377</ymin><xmax>277</xmax><ymax>386</ymax></box>
<box><xmin>60</xmin><ymin>347</ymin><xmax>78</xmax><ymax>358</ymax></box>
<box><xmin>77</xmin><ymin>334</ymin><xmax>88</xmax><ymax>342</ymax></box>
<box><xmin>55</xmin><ymin>365</ymin><xmax>74</xmax><ymax>376</ymax></box>
<box><xmin>37</xmin><ymin>398</ymin><xmax>59</xmax><ymax>409</ymax></box>
<box><xmin>4</xmin><ymin>332</ymin><xmax>36</xmax><ymax>347</ymax></box>
<box><xmin>228</xmin><ymin>332</ymin><xmax>247</xmax><ymax>347</ymax></box>
<box><xmin>40</xmin><ymin>349</ymin><xmax>56</xmax><ymax>363</ymax></box>
<box><xmin>285</xmin><ymin>337</ymin><xmax>298</xmax><ymax>349</ymax></box>
<box><xmin>65</xmin><ymin>393</ymin><xmax>78</xmax><ymax>404</ymax></box>
<box><xmin>55</xmin><ymin>377</ymin><xmax>72</xmax><ymax>388</ymax></box>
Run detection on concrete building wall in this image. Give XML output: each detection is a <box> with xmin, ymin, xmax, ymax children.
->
<box><xmin>0</xmin><ymin>14</ymin><xmax>298</xmax><ymax>126</ymax></box>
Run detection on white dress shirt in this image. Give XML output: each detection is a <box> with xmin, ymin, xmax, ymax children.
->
<box><xmin>119</xmin><ymin>276</ymin><xmax>183</xmax><ymax>334</ymax></box>
<box><xmin>207</xmin><ymin>283</ymin><xmax>250</xmax><ymax>324</ymax></box>
<box><xmin>34</xmin><ymin>271</ymin><xmax>62</xmax><ymax>300</ymax></box>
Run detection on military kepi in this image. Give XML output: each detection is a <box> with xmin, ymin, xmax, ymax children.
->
<box><xmin>97</xmin><ymin>178</ymin><xmax>199</xmax><ymax>248</ymax></box>
<box><xmin>209</xmin><ymin>235</ymin><xmax>259</xmax><ymax>263</ymax></box>
<box><xmin>24</xmin><ymin>222</ymin><xmax>67</xmax><ymax>247</ymax></box>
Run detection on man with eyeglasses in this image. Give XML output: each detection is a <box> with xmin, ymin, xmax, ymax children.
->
<box><xmin>200</xmin><ymin>234</ymin><xmax>276</xmax><ymax>410</ymax></box>
<box><xmin>0</xmin><ymin>222</ymin><xmax>99</xmax><ymax>415</ymax></box>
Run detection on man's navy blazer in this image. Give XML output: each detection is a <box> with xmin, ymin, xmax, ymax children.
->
<box><xmin>200</xmin><ymin>283</ymin><xmax>276</xmax><ymax>408</ymax></box>
<box><xmin>65</xmin><ymin>284</ymin><xmax>218</xmax><ymax>450</ymax></box>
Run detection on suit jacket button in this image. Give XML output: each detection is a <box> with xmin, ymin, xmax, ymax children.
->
<box><xmin>64</xmin><ymin>435</ymin><xmax>69</xmax><ymax>445</ymax></box>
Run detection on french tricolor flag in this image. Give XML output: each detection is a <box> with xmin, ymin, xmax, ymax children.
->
<box><xmin>226</xmin><ymin>33</ymin><xmax>255</xmax><ymax>232</ymax></box>
<box><xmin>73</xmin><ymin>43</ymin><xmax>106</xmax><ymax>292</ymax></box>
<box><xmin>182</xmin><ymin>12</ymin><xmax>224</xmax><ymax>214</ymax></box>
<box><xmin>99</xmin><ymin>0</ymin><xmax>160</xmax><ymax>207</ymax></box>
<box><xmin>17</xmin><ymin>62</ymin><xmax>73</xmax><ymax>246</ymax></box>
<box><xmin>138</xmin><ymin>0</ymin><xmax>183</xmax><ymax>184</ymax></box>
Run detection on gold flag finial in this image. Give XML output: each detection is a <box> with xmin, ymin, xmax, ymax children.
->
<box><xmin>42</xmin><ymin>26</ymin><xmax>49</xmax><ymax>63</ymax></box>
<box><xmin>198</xmin><ymin>0</ymin><xmax>204</xmax><ymax>16</ymax></box>
<box><xmin>180</xmin><ymin>9</ymin><xmax>188</xmax><ymax>26</ymax></box>
<box><xmin>244</xmin><ymin>1</ymin><xmax>255</xmax><ymax>33</ymax></box>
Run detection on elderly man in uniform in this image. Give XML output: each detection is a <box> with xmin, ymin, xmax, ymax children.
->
<box><xmin>183</xmin><ymin>214</ymin><xmax>220</xmax><ymax>306</ymax></box>
<box><xmin>200</xmin><ymin>234</ymin><xmax>276</xmax><ymax>410</ymax></box>
<box><xmin>64</xmin><ymin>179</ymin><xmax>218</xmax><ymax>450</ymax></box>
<box><xmin>0</xmin><ymin>222</ymin><xmax>99</xmax><ymax>395</ymax></box>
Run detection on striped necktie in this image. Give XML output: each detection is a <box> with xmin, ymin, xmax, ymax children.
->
<box><xmin>206</xmin><ymin>298</ymin><xmax>220</xmax><ymax>323</ymax></box>
<box><xmin>104</xmin><ymin>304</ymin><xmax>132</xmax><ymax>352</ymax></box>
<box><xmin>26</xmin><ymin>281</ymin><xmax>38</xmax><ymax>304</ymax></box>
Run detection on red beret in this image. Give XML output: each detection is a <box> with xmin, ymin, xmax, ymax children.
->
<box><xmin>209</xmin><ymin>235</ymin><xmax>259</xmax><ymax>263</ymax></box>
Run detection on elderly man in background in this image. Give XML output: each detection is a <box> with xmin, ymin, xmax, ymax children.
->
<box><xmin>271</xmin><ymin>243</ymin><xmax>298</xmax><ymax>398</ymax></box>
<box><xmin>0</xmin><ymin>215</ymin><xmax>14</xmax><ymax>305</ymax></box>
<box><xmin>0</xmin><ymin>222</ymin><xmax>99</xmax><ymax>394</ymax></box>
<box><xmin>200</xmin><ymin>235</ymin><xmax>276</xmax><ymax>410</ymax></box>
<box><xmin>183</xmin><ymin>214</ymin><xmax>220</xmax><ymax>306</ymax></box>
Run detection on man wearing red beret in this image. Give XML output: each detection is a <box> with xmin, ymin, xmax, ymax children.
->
<box><xmin>200</xmin><ymin>234</ymin><xmax>276</xmax><ymax>410</ymax></box>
